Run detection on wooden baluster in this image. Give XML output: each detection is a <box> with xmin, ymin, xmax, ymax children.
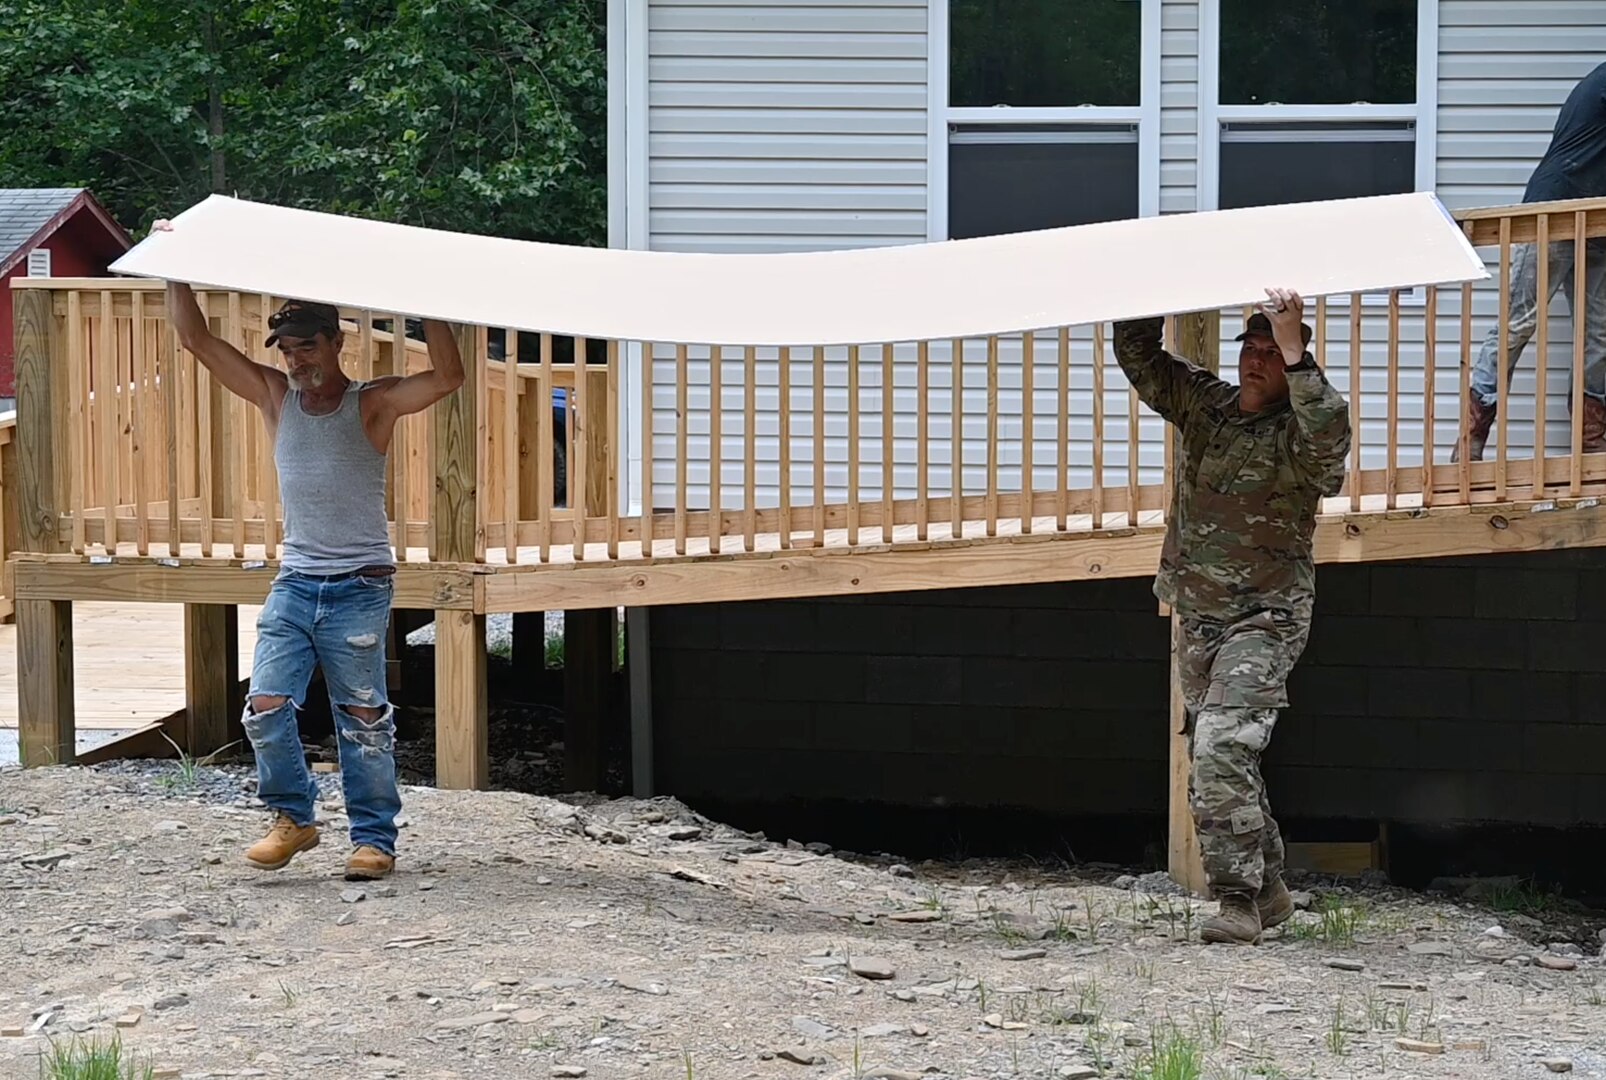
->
<box><xmin>1349</xmin><ymin>296</ymin><xmax>1362</xmax><ymax>512</ymax></box>
<box><xmin>779</xmin><ymin>345</ymin><xmax>793</xmax><ymax>549</ymax></box>
<box><xmin>813</xmin><ymin>345</ymin><xmax>826</xmax><ymax>546</ymax></box>
<box><xmin>1057</xmin><ymin>327</ymin><xmax>1069</xmax><ymax>532</ymax></box>
<box><xmin>1535</xmin><ymin>214</ymin><xmax>1551</xmax><ymax>498</ymax></box>
<box><xmin>674</xmin><ymin>343</ymin><xmax>687</xmax><ymax>555</ymax></box>
<box><xmin>607</xmin><ymin>339</ymin><xmax>620</xmax><ymax>560</ymax></box>
<box><xmin>574</xmin><ymin>336</ymin><xmax>589</xmax><ymax>561</ymax></box>
<box><xmin>98</xmin><ymin>290</ymin><xmax>116</xmax><ymax>553</ymax></box>
<box><xmin>391</xmin><ymin>316</ymin><xmax>411</xmax><ymax>561</ymax></box>
<box><xmin>1021</xmin><ymin>330</ymin><xmax>1034</xmax><ymax>534</ymax></box>
<box><xmin>1386</xmin><ymin>288</ymin><xmax>1401</xmax><ymax>509</ymax></box>
<box><xmin>986</xmin><ymin>335</ymin><xmax>998</xmax><ymax>536</ymax></box>
<box><xmin>1093</xmin><ymin>325</ymin><xmax>1106</xmax><ymax>530</ymax></box>
<box><xmin>1422</xmin><ymin>287</ymin><xmax>1437</xmax><ymax>508</ymax></box>
<box><xmin>881</xmin><ymin>343</ymin><xmax>894</xmax><ymax>544</ymax></box>
<box><xmin>709</xmin><ymin>344</ymin><xmax>722</xmax><ymax>554</ymax></box>
<box><xmin>1495</xmin><ymin>216</ymin><xmax>1512</xmax><ymax>502</ymax></box>
<box><xmin>1572</xmin><ymin>211</ymin><xmax>1588</xmax><ymax>497</ymax></box>
<box><xmin>131</xmin><ymin>292</ymin><xmax>149</xmax><ymax>555</ymax></box>
<box><xmin>848</xmin><ymin>344</ymin><xmax>860</xmax><ymax>544</ymax></box>
<box><xmin>503</xmin><ymin>328</ymin><xmax>520</xmax><ymax>563</ymax></box>
<box><xmin>951</xmin><ymin>338</ymin><xmax>963</xmax><ymax>540</ymax></box>
<box><xmin>745</xmin><ymin>345</ymin><xmax>757</xmax><ymax>551</ymax></box>
<box><xmin>642</xmin><ymin>342</ymin><xmax>656</xmax><ymax>558</ymax></box>
<box><xmin>916</xmin><ymin>341</ymin><xmax>929</xmax><ymax>542</ymax></box>
<box><xmin>538</xmin><ymin>333</ymin><xmax>554</xmax><ymax>562</ymax></box>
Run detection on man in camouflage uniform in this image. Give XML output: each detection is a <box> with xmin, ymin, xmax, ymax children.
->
<box><xmin>1115</xmin><ymin>289</ymin><xmax>1351</xmax><ymax>945</ymax></box>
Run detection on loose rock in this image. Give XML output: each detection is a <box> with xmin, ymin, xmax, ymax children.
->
<box><xmin>850</xmin><ymin>957</ymin><xmax>896</xmax><ymax>981</ymax></box>
<box><xmin>1540</xmin><ymin>1058</ymin><xmax>1573</xmax><ymax>1073</ymax></box>
<box><xmin>1000</xmin><ymin>948</ymin><xmax>1047</xmax><ymax>961</ymax></box>
<box><xmin>1537</xmin><ymin>955</ymin><xmax>1578</xmax><ymax>972</ymax></box>
<box><xmin>1326</xmin><ymin>958</ymin><xmax>1365</xmax><ymax>972</ymax></box>
<box><xmin>1394</xmin><ymin>1037</ymin><xmax>1444</xmax><ymax>1054</ymax></box>
<box><xmin>776</xmin><ymin>1048</ymin><xmax>821</xmax><ymax>1065</ymax></box>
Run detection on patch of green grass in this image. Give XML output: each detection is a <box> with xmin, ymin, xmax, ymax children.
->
<box><xmin>1131</xmin><ymin>1024</ymin><xmax>1205</xmax><ymax>1080</ymax></box>
<box><xmin>1285</xmin><ymin>895</ymin><xmax>1366</xmax><ymax>948</ymax></box>
<box><xmin>37</xmin><ymin>1034</ymin><xmax>154</xmax><ymax>1080</ymax></box>
<box><xmin>1484</xmin><ymin>877</ymin><xmax>1562</xmax><ymax>916</ymax></box>
<box><xmin>1325</xmin><ymin>998</ymin><xmax>1349</xmax><ymax>1057</ymax></box>
<box><xmin>154</xmin><ymin>730</ymin><xmax>238</xmax><ymax>794</ymax></box>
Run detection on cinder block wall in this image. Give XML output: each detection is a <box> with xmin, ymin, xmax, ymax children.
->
<box><xmin>648</xmin><ymin>550</ymin><xmax>1606</xmax><ymax>827</ymax></box>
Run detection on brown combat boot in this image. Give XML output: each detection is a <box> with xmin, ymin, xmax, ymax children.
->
<box><xmin>1450</xmin><ymin>396</ymin><xmax>1497</xmax><ymax>463</ymax></box>
<box><xmin>244</xmin><ymin>814</ymin><xmax>319</xmax><ymax>871</ymax></box>
<box><xmin>345</xmin><ymin>845</ymin><xmax>395</xmax><ymax>881</ymax></box>
<box><xmin>1201</xmin><ymin>891</ymin><xmax>1263</xmax><ymax>946</ymax></box>
<box><xmin>1256</xmin><ymin>875</ymin><xmax>1294</xmax><ymax>930</ymax></box>
<box><xmin>1582</xmin><ymin>396</ymin><xmax>1606</xmax><ymax>454</ymax></box>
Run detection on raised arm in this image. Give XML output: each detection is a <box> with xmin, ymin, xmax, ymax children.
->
<box><xmin>367</xmin><ymin>318</ymin><xmax>467</xmax><ymax>423</ymax></box>
<box><xmin>1263</xmin><ymin>289</ymin><xmax>1351</xmax><ymax>494</ymax></box>
<box><xmin>166</xmin><ymin>281</ymin><xmax>288</xmax><ymax>411</ymax></box>
<box><xmin>1112</xmin><ymin>316</ymin><xmax>1227</xmax><ymax>427</ymax></box>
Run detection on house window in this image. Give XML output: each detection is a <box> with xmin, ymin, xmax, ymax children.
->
<box><xmin>949</xmin><ymin>0</ymin><xmax>1142</xmax><ymax>109</ymax></box>
<box><xmin>1206</xmin><ymin>0</ymin><xmax>1432</xmax><ymax>213</ymax></box>
<box><xmin>1218</xmin><ymin>121</ymin><xmax>1417</xmax><ymax>211</ymax></box>
<box><xmin>26</xmin><ymin>249</ymin><xmax>50</xmax><ymax>277</ymax></box>
<box><xmin>939</xmin><ymin>0</ymin><xmax>1156</xmax><ymax>240</ymax></box>
<box><xmin>949</xmin><ymin>125</ymin><xmax>1140</xmax><ymax>237</ymax></box>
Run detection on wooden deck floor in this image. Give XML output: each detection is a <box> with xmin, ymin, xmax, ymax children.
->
<box><xmin>0</xmin><ymin>602</ymin><xmax>259</xmax><ymax>731</ymax></box>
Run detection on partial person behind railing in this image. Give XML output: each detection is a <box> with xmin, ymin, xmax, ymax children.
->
<box><xmin>1458</xmin><ymin>60</ymin><xmax>1606</xmax><ymax>463</ymax></box>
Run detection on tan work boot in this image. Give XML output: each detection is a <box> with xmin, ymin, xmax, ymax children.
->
<box><xmin>244</xmin><ymin>814</ymin><xmax>319</xmax><ymax>870</ymax></box>
<box><xmin>345</xmin><ymin>845</ymin><xmax>395</xmax><ymax>881</ymax></box>
<box><xmin>1201</xmin><ymin>891</ymin><xmax>1263</xmax><ymax>946</ymax></box>
<box><xmin>1256</xmin><ymin>875</ymin><xmax>1294</xmax><ymax>930</ymax></box>
<box><xmin>1450</xmin><ymin>396</ymin><xmax>1497</xmax><ymax>463</ymax></box>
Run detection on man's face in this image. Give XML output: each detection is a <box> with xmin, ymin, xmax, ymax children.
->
<box><xmin>277</xmin><ymin>332</ymin><xmax>341</xmax><ymax>388</ymax></box>
<box><xmin>1237</xmin><ymin>332</ymin><xmax>1289</xmax><ymax>405</ymax></box>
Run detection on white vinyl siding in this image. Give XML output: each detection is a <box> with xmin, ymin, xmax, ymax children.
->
<box><xmin>1158</xmin><ymin>0</ymin><xmax>1199</xmax><ymax>214</ymax></box>
<box><xmin>646</xmin><ymin>0</ymin><xmax>929</xmax><ymax>255</ymax></box>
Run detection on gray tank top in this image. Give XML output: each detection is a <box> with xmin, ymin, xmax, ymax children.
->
<box><xmin>275</xmin><ymin>381</ymin><xmax>395</xmax><ymax>573</ymax></box>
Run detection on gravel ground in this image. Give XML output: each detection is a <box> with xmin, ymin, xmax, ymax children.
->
<box><xmin>2</xmin><ymin>761</ymin><xmax>1605</xmax><ymax>1080</ymax></box>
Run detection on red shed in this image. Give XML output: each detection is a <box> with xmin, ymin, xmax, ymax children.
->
<box><xmin>1</xmin><ymin>188</ymin><xmax>131</xmax><ymax>402</ymax></box>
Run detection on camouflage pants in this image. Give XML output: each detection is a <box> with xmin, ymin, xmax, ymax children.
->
<box><xmin>1176</xmin><ymin>608</ymin><xmax>1311</xmax><ymax>897</ymax></box>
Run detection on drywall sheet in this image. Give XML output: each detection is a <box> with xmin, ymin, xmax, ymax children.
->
<box><xmin>112</xmin><ymin>193</ymin><xmax>1488</xmax><ymax>347</ymax></box>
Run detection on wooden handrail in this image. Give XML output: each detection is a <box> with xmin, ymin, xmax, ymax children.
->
<box><xmin>12</xmin><ymin>195</ymin><xmax>1606</xmax><ymax>572</ymax></box>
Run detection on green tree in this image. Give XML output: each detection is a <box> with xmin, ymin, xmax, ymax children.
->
<box><xmin>0</xmin><ymin>0</ymin><xmax>606</xmax><ymax>245</ymax></box>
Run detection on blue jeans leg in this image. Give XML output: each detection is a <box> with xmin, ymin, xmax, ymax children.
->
<box><xmin>244</xmin><ymin>577</ymin><xmax>321</xmax><ymax>827</ymax></box>
<box><xmin>314</xmin><ymin>573</ymin><xmax>400</xmax><ymax>855</ymax></box>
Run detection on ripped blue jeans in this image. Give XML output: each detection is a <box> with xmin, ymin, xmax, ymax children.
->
<box><xmin>244</xmin><ymin>568</ymin><xmax>399</xmax><ymax>854</ymax></box>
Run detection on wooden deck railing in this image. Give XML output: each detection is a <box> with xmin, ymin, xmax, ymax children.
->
<box><xmin>11</xmin><ymin>195</ymin><xmax>1606</xmax><ymax>570</ymax></box>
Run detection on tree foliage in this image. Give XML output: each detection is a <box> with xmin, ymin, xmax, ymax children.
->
<box><xmin>0</xmin><ymin>0</ymin><xmax>606</xmax><ymax>245</ymax></box>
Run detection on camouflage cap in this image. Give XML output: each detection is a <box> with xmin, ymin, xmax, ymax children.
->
<box><xmin>1236</xmin><ymin>310</ymin><xmax>1312</xmax><ymax>347</ymax></box>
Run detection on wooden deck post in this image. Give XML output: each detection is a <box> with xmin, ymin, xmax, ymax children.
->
<box><xmin>432</xmin><ymin>322</ymin><xmax>488</xmax><ymax>789</ymax></box>
<box><xmin>564</xmin><ymin>363</ymin><xmax>616</xmax><ymax>792</ymax></box>
<box><xmin>17</xmin><ymin>599</ymin><xmax>74</xmax><ymax>767</ymax></box>
<box><xmin>1167</xmin><ymin>311</ymin><xmax>1218</xmax><ymax>896</ymax></box>
<box><xmin>182</xmin><ymin>604</ymin><xmax>240</xmax><ymax>755</ymax></box>
<box><xmin>14</xmin><ymin>288</ymin><xmax>76</xmax><ymax>766</ymax></box>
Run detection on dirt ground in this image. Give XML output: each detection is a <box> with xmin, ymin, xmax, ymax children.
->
<box><xmin>2</xmin><ymin>761</ymin><xmax>1604</xmax><ymax>1080</ymax></box>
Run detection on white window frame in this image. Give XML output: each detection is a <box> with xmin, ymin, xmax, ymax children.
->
<box><xmin>927</xmin><ymin>0</ymin><xmax>1163</xmax><ymax>241</ymax></box>
<box><xmin>1197</xmin><ymin>0</ymin><xmax>1439</xmax><ymax>305</ymax></box>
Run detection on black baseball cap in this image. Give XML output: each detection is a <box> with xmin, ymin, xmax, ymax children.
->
<box><xmin>1236</xmin><ymin>311</ymin><xmax>1312</xmax><ymax>347</ymax></box>
<box><xmin>265</xmin><ymin>299</ymin><xmax>342</xmax><ymax>346</ymax></box>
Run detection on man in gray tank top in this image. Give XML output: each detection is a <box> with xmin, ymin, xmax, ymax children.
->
<box><xmin>162</xmin><ymin>230</ymin><xmax>463</xmax><ymax>881</ymax></box>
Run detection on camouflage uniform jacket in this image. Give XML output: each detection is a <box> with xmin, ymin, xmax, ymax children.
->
<box><xmin>1114</xmin><ymin>317</ymin><xmax>1351</xmax><ymax>621</ymax></box>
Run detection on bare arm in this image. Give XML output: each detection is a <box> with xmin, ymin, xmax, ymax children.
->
<box><xmin>367</xmin><ymin>319</ymin><xmax>467</xmax><ymax>423</ymax></box>
<box><xmin>167</xmin><ymin>281</ymin><xmax>287</xmax><ymax>411</ymax></box>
